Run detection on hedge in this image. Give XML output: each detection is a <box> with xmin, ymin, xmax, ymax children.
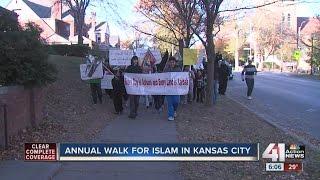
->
<box><xmin>0</xmin><ymin>20</ymin><xmax>57</xmax><ymax>87</ymax></box>
<box><xmin>46</xmin><ymin>44</ymin><xmax>90</xmax><ymax>57</ymax></box>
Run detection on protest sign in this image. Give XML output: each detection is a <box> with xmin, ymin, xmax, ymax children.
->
<box><xmin>124</xmin><ymin>72</ymin><xmax>189</xmax><ymax>95</ymax></box>
<box><xmin>101</xmin><ymin>74</ymin><xmax>114</xmax><ymax>89</ymax></box>
<box><xmin>183</xmin><ymin>48</ymin><xmax>198</xmax><ymax>65</ymax></box>
<box><xmin>80</xmin><ymin>62</ymin><xmax>103</xmax><ymax>80</ymax></box>
<box><xmin>195</xmin><ymin>49</ymin><xmax>206</xmax><ymax>69</ymax></box>
<box><xmin>109</xmin><ymin>49</ymin><xmax>133</xmax><ymax>66</ymax></box>
<box><xmin>136</xmin><ymin>48</ymin><xmax>162</xmax><ymax>64</ymax></box>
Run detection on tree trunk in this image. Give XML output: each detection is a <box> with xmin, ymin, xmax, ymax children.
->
<box><xmin>77</xmin><ymin>20</ymin><xmax>84</xmax><ymax>45</ymax></box>
<box><xmin>76</xmin><ymin>12</ymin><xmax>84</xmax><ymax>45</ymax></box>
<box><xmin>178</xmin><ymin>39</ymin><xmax>184</xmax><ymax>58</ymax></box>
<box><xmin>205</xmin><ymin>44</ymin><xmax>215</xmax><ymax>106</ymax></box>
<box><xmin>205</xmin><ymin>31</ymin><xmax>215</xmax><ymax>106</ymax></box>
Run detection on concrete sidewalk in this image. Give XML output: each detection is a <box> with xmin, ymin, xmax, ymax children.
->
<box><xmin>0</xmin><ymin>106</ymin><xmax>183</xmax><ymax>180</ymax></box>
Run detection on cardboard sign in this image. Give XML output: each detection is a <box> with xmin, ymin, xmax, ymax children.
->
<box><xmin>80</xmin><ymin>62</ymin><xmax>103</xmax><ymax>80</ymax></box>
<box><xmin>101</xmin><ymin>74</ymin><xmax>114</xmax><ymax>89</ymax></box>
<box><xmin>109</xmin><ymin>49</ymin><xmax>133</xmax><ymax>66</ymax></box>
<box><xmin>183</xmin><ymin>48</ymin><xmax>198</xmax><ymax>65</ymax></box>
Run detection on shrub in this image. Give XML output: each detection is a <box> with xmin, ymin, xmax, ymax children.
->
<box><xmin>47</xmin><ymin>44</ymin><xmax>90</xmax><ymax>57</ymax></box>
<box><xmin>0</xmin><ymin>15</ymin><xmax>57</xmax><ymax>87</ymax></box>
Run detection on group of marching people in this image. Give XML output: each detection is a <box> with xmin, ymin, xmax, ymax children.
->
<box><xmin>85</xmin><ymin>52</ymin><xmax>236</xmax><ymax>121</ymax></box>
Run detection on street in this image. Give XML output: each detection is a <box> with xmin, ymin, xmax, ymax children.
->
<box><xmin>227</xmin><ymin>72</ymin><xmax>320</xmax><ymax>143</ymax></box>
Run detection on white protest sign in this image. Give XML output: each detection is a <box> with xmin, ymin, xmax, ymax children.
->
<box><xmin>101</xmin><ymin>74</ymin><xmax>114</xmax><ymax>89</ymax></box>
<box><xmin>195</xmin><ymin>49</ymin><xmax>206</xmax><ymax>69</ymax></box>
<box><xmin>136</xmin><ymin>48</ymin><xmax>162</xmax><ymax>64</ymax></box>
<box><xmin>80</xmin><ymin>62</ymin><xmax>103</xmax><ymax>80</ymax></box>
<box><xmin>124</xmin><ymin>72</ymin><xmax>189</xmax><ymax>95</ymax></box>
<box><xmin>109</xmin><ymin>49</ymin><xmax>133</xmax><ymax>66</ymax></box>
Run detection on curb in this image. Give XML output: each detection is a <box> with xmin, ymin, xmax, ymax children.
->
<box><xmin>226</xmin><ymin>96</ymin><xmax>320</xmax><ymax>151</ymax></box>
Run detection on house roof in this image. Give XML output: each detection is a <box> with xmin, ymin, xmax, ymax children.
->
<box><xmin>22</xmin><ymin>0</ymin><xmax>51</xmax><ymax>18</ymax></box>
<box><xmin>297</xmin><ymin>17</ymin><xmax>309</xmax><ymax>32</ymax></box>
<box><xmin>300</xmin><ymin>17</ymin><xmax>320</xmax><ymax>36</ymax></box>
<box><xmin>95</xmin><ymin>21</ymin><xmax>106</xmax><ymax>30</ymax></box>
<box><xmin>62</xmin><ymin>9</ymin><xmax>70</xmax><ymax>19</ymax></box>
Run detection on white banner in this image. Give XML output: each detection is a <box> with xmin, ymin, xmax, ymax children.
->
<box><xmin>101</xmin><ymin>74</ymin><xmax>114</xmax><ymax>89</ymax></box>
<box><xmin>80</xmin><ymin>62</ymin><xmax>103</xmax><ymax>80</ymax></box>
<box><xmin>124</xmin><ymin>72</ymin><xmax>189</xmax><ymax>95</ymax></box>
<box><xmin>109</xmin><ymin>49</ymin><xmax>133</xmax><ymax>66</ymax></box>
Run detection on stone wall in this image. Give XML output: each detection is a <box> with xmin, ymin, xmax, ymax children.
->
<box><xmin>0</xmin><ymin>86</ymin><xmax>45</xmax><ymax>148</ymax></box>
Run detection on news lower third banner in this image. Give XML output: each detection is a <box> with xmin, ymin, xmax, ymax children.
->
<box><xmin>25</xmin><ymin>143</ymin><xmax>259</xmax><ymax>161</ymax></box>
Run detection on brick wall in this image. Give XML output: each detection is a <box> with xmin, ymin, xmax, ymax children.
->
<box><xmin>0</xmin><ymin>86</ymin><xmax>45</xmax><ymax>138</ymax></box>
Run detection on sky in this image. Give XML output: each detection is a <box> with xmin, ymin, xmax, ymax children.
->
<box><xmin>1</xmin><ymin>0</ymin><xmax>319</xmax><ymax>39</ymax></box>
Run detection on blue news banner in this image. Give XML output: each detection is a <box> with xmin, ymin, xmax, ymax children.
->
<box><xmin>58</xmin><ymin>143</ymin><xmax>259</xmax><ymax>161</ymax></box>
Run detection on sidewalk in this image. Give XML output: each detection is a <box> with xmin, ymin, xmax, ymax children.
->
<box><xmin>0</xmin><ymin>106</ymin><xmax>183</xmax><ymax>180</ymax></box>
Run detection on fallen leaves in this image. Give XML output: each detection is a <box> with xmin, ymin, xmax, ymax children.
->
<box><xmin>176</xmin><ymin>98</ymin><xmax>319</xmax><ymax>179</ymax></box>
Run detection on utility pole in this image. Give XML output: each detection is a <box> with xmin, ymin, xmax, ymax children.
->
<box><xmin>310</xmin><ymin>36</ymin><xmax>314</xmax><ymax>75</ymax></box>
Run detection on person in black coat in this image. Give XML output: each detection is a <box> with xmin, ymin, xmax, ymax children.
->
<box><xmin>112</xmin><ymin>68</ymin><xmax>125</xmax><ymax>114</ymax></box>
<box><xmin>218</xmin><ymin>59</ymin><xmax>229</xmax><ymax>95</ymax></box>
<box><xmin>125</xmin><ymin>56</ymin><xmax>143</xmax><ymax>119</ymax></box>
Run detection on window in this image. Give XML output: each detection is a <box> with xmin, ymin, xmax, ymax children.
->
<box><xmin>95</xmin><ymin>33</ymin><xmax>101</xmax><ymax>43</ymax></box>
<box><xmin>287</xmin><ymin>13</ymin><xmax>291</xmax><ymax>26</ymax></box>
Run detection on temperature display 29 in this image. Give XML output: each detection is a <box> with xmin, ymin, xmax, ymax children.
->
<box><xmin>284</xmin><ymin>163</ymin><xmax>303</xmax><ymax>172</ymax></box>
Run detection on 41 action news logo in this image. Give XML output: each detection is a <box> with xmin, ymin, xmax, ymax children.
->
<box><xmin>262</xmin><ymin>143</ymin><xmax>305</xmax><ymax>162</ymax></box>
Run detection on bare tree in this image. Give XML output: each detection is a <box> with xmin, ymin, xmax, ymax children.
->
<box><xmin>191</xmin><ymin>0</ymin><xmax>293</xmax><ymax>105</ymax></box>
<box><xmin>135</xmin><ymin>0</ymin><xmax>201</xmax><ymax>56</ymax></box>
<box><xmin>64</xmin><ymin>0</ymin><xmax>91</xmax><ymax>45</ymax></box>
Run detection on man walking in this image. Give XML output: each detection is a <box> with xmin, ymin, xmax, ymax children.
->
<box><xmin>218</xmin><ymin>59</ymin><xmax>229</xmax><ymax>95</ymax></box>
<box><xmin>241</xmin><ymin>59</ymin><xmax>257</xmax><ymax>100</ymax></box>
<box><xmin>164</xmin><ymin>57</ymin><xmax>181</xmax><ymax>121</ymax></box>
<box><xmin>125</xmin><ymin>56</ymin><xmax>143</xmax><ymax>118</ymax></box>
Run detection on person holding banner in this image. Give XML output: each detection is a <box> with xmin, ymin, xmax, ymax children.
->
<box><xmin>103</xmin><ymin>61</ymin><xmax>114</xmax><ymax>99</ymax></box>
<box><xmin>125</xmin><ymin>56</ymin><xmax>143</xmax><ymax>119</ymax></box>
<box><xmin>111</xmin><ymin>68</ymin><xmax>125</xmax><ymax>114</ymax></box>
<box><xmin>163</xmin><ymin>57</ymin><xmax>181</xmax><ymax>121</ymax></box>
<box><xmin>182</xmin><ymin>65</ymin><xmax>195</xmax><ymax>104</ymax></box>
<box><xmin>85</xmin><ymin>56</ymin><xmax>103</xmax><ymax>104</ymax></box>
<box><xmin>142</xmin><ymin>53</ymin><xmax>156</xmax><ymax>108</ymax></box>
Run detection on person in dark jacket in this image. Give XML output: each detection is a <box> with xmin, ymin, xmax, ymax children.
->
<box><xmin>111</xmin><ymin>68</ymin><xmax>125</xmax><ymax>114</ymax></box>
<box><xmin>218</xmin><ymin>59</ymin><xmax>229</xmax><ymax>95</ymax></box>
<box><xmin>153</xmin><ymin>66</ymin><xmax>165</xmax><ymax>113</ymax></box>
<box><xmin>241</xmin><ymin>59</ymin><xmax>257</xmax><ymax>100</ymax></box>
<box><xmin>213</xmin><ymin>53</ymin><xmax>220</xmax><ymax>104</ymax></box>
<box><xmin>125</xmin><ymin>56</ymin><xmax>143</xmax><ymax>119</ymax></box>
<box><xmin>163</xmin><ymin>56</ymin><xmax>181</xmax><ymax>121</ymax></box>
<box><xmin>195</xmin><ymin>70</ymin><xmax>205</xmax><ymax>103</ymax></box>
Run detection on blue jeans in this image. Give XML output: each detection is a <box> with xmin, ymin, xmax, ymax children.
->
<box><xmin>212</xmin><ymin>80</ymin><xmax>218</xmax><ymax>104</ymax></box>
<box><xmin>166</xmin><ymin>95</ymin><xmax>180</xmax><ymax>117</ymax></box>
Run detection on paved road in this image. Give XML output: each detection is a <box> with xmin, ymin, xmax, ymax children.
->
<box><xmin>227</xmin><ymin>72</ymin><xmax>320</xmax><ymax>143</ymax></box>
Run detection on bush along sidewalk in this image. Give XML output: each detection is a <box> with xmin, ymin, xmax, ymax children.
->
<box><xmin>0</xmin><ymin>11</ymin><xmax>57</xmax><ymax>149</ymax></box>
